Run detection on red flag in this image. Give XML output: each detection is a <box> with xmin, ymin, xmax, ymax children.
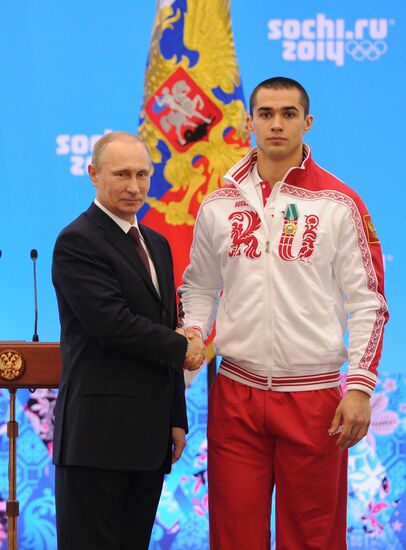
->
<box><xmin>138</xmin><ymin>0</ymin><xmax>251</xmax><ymax>288</ymax></box>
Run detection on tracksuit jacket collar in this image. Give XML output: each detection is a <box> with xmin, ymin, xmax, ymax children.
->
<box><xmin>224</xmin><ymin>144</ymin><xmax>312</xmax><ymax>189</ymax></box>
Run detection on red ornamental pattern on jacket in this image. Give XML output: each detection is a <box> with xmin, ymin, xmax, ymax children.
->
<box><xmin>227</xmin><ymin>207</ymin><xmax>320</xmax><ymax>261</ymax></box>
<box><xmin>279</xmin><ymin>214</ymin><xmax>320</xmax><ymax>261</ymax></box>
<box><xmin>228</xmin><ymin>210</ymin><xmax>261</xmax><ymax>258</ymax></box>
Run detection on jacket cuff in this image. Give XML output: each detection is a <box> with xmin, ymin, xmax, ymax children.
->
<box><xmin>171</xmin><ymin>331</ymin><xmax>188</xmax><ymax>369</ymax></box>
<box><xmin>346</xmin><ymin>368</ymin><xmax>377</xmax><ymax>397</ymax></box>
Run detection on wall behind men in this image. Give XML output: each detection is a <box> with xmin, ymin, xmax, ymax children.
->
<box><xmin>0</xmin><ymin>0</ymin><xmax>404</xmax><ymax>371</ymax></box>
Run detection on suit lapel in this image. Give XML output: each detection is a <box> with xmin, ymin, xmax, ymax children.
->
<box><xmin>85</xmin><ymin>204</ymin><xmax>161</xmax><ymax>302</ymax></box>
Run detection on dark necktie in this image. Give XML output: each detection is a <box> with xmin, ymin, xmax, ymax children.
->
<box><xmin>260</xmin><ymin>181</ymin><xmax>272</xmax><ymax>206</ymax></box>
<box><xmin>128</xmin><ymin>227</ymin><xmax>151</xmax><ymax>277</ymax></box>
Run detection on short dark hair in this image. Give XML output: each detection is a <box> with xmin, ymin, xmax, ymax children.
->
<box><xmin>249</xmin><ymin>77</ymin><xmax>310</xmax><ymax>117</ymax></box>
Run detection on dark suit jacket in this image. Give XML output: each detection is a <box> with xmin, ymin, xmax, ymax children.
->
<box><xmin>52</xmin><ymin>203</ymin><xmax>188</xmax><ymax>472</ymax></box>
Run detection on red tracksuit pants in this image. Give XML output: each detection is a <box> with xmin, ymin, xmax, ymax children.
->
<box><xmin>207</xmin><ymin>374</ymin><xmax>348</xmax><ymax>550</ymax></box>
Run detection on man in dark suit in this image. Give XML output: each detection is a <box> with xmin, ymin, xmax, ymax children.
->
<box><xmin>52</xmin><ymin>131</ymin><xmax>204</xmax><ymax>550</ymax></box>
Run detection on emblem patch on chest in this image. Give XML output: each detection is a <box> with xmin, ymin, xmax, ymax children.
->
<box><xmin>279</xmin><ymin>204</ymin><xmax>319</xmax><ymax>262</ymax></box>
<box><xmin>228</xmin><ymin>210</ymin><xmax>261</xmax><ymax>259</ymax></box>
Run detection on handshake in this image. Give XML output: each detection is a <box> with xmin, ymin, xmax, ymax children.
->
<box><xmin>176</xmin><ymin>327</ymin><xmax>206</xmax><ymax>371</ymax></box>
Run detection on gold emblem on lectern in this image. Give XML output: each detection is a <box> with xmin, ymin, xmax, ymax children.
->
<box><xmin>0</xmin><ymin>350</ymin><xmax>25</xmax><ymax>381</ymax></box>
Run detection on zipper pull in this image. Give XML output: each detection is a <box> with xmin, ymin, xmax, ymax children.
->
<box><xmin>265</xmin><ymin>241</ymin><xmax>270</xmax><ymax>253</ymax></box>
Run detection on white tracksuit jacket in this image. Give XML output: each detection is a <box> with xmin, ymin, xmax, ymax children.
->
<box><xmin>179</xmin><ymin>146</ymin><xmax>388</xmax><ymax>396</ymax></box>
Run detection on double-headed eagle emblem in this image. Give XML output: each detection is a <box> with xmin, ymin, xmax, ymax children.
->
<box><xmin>0</xmin><ymin>350</ymin><xmax>25</xmax><ymax>381</ymax></box>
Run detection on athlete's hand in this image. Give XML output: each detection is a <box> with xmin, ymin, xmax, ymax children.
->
<box><xmin>176</xmin><ymin>327</ymin><xmax>205</xmax><ymax>371</ymax></box>
<box><xmin>329</xmin><ymin>390</ymin><xmax>371</xmax><ymax>450</ymax></box>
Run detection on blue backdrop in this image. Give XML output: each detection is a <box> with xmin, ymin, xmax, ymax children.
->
<box><xmin>0</xmin><ymin>1</ymin><xmax>405</xmax><ymax>548</ymax></box>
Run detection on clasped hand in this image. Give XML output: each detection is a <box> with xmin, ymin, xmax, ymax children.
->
<box><xmin>176</xmin><ymin>327</ymin><xmax>205</xmax><ymax>371</ymax></box>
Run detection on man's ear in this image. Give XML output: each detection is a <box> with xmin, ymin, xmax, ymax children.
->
<box><xmin>246</xmin><ymin>114</ymin><xmax>254</xmax><ymax>133</ymax></box>
<box><xmin>88</xmin><ymin>164</ymin><xmax>98</xmax><ymax>186</ymax></box>
<box><xmin>303</xmin><ymin>114</ymin><xmax>314</xmax><ymax>134</ymax></box>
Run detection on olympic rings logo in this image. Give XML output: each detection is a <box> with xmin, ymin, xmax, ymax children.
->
<box><xmin>345</xmin><ymin>40</ymin><xmax>387</xmax><ymax>61</ymax></box>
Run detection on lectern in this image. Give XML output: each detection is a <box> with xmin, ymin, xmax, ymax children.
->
<box><xmin>0</xmin><ymin>342</ymin><xmax>61</xmax><ymax>550</ymax></box>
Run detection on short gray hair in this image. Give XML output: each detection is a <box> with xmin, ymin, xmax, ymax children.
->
<box><xmin>91</xmin><ymin>131</ymin><xmax>150</xmax><ymax>169</ymax></box>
